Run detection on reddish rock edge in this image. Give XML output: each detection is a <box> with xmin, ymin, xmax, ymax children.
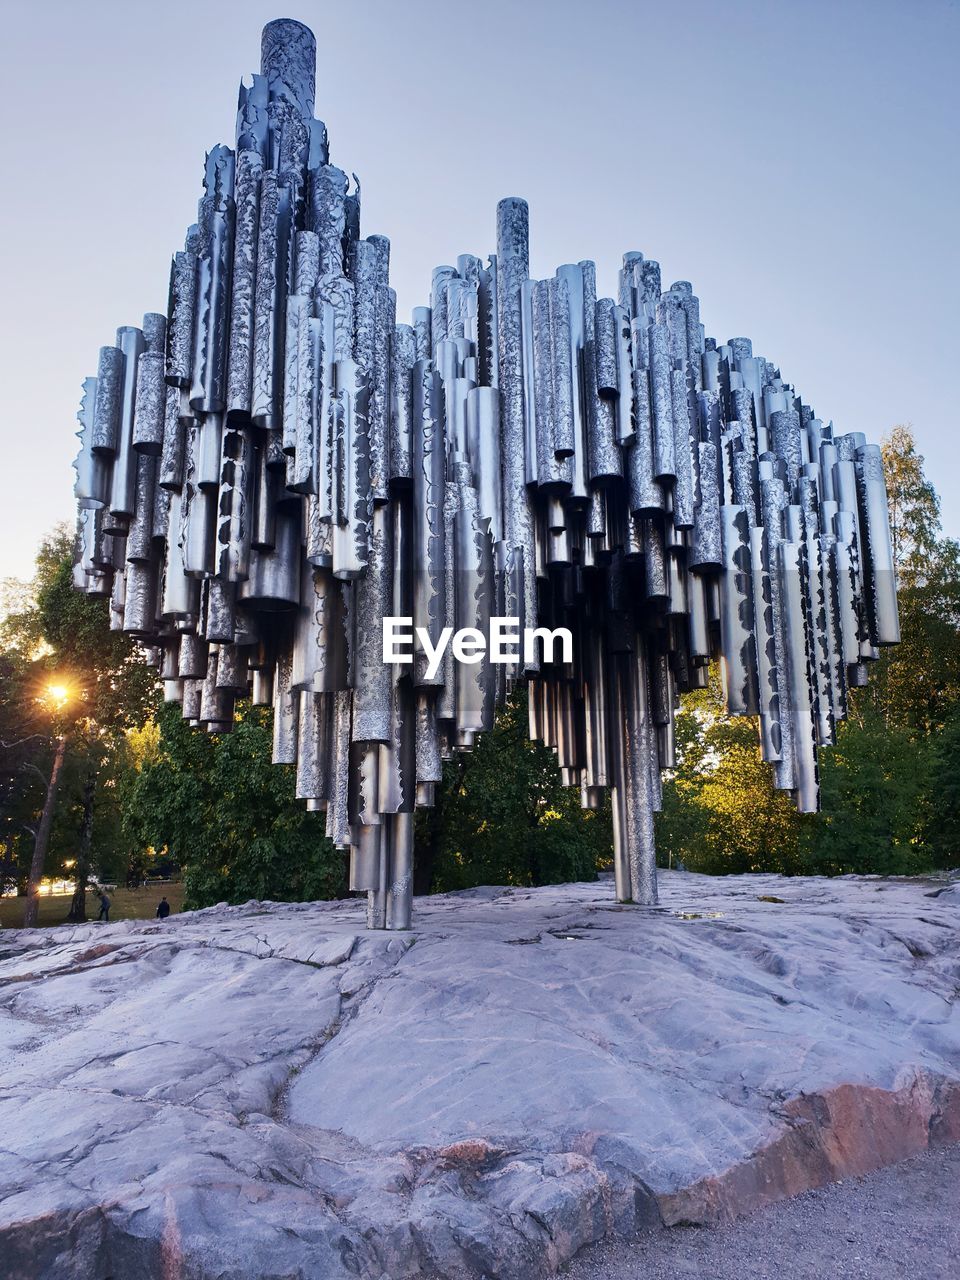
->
<box><xmin>659</xmin><ymin>1072</ymin><xmax>960</xmax><ymax>1227</ymax></box>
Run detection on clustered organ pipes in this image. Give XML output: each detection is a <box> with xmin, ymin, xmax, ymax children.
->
<box><xmin>72</xmin><ymin>20</ymin><xmax>900</xmax><ymax>928</ymax></box>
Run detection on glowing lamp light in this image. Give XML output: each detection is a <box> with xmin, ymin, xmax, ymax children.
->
<box><xmin>46</xmin><ymin>683</ymin><xmax>70</xmax><ymax>708</ymax></box>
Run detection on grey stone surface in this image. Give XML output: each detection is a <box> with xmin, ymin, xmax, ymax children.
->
<box><xmin>1</xmin><ymin>871</ymin><xmax>958</xmax><ymax>1279</ymax></box>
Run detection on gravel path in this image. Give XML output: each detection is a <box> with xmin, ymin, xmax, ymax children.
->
<box><xmin>563</xmin><ymin>1144</ymin><xmax>960</xmax><ymax>1280</ymax></box>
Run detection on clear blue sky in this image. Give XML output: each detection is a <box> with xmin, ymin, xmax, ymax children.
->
<box><xmin>0</xmin><ymin>0</ymin><xmax>957</xmax><ymax>583</ymax></box>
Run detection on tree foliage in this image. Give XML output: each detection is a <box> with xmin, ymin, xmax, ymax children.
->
<box><xmin>658</xmin><ymin>425</ymin><xmax>959</xmax><ymax>876</ymax></box>
<box><xmin>854</xmin><ymin>428</ymin><xmax>960</xmax><ymax>736</ymax></box>
<box><xmin>417</xmin><ymin>689</ymin><xmax>610</xmax><ymax>892</ymax></box>
<box><xmin>0</xmin><ymin>647</ymin><xmax>47</xmax><ymax>890</ymax></box>
<box><xmin>4</xmin><ymin>527</ymin><xmax>158</xmax><ymax>732</ymax></box>
<box><xmin>883</xmin><ymin>424</ymin><xmax>943</xmax><ymax>583</ymax></box>
<box><xmin>922</xmin><ymin>708</ymin><xmax>960</xmax><ymax>870</ymax></box>
<box><xmin>0</xmin><ymin>526</ymin><xmax>156</xmax><ymax>909</ymax></box>
<box><xmin>122</xmin><ymin>702</ymin><xmax>346</xmax><ymax>907</ymax></box>
<box><xmin>805</xmin><ymin>704</ymin><xmax>929</xmax><ymax>874</ymax></box>
<box><xmin>657</xmin><ymin>676</ymin><xmax>803</xmax><ymax>875</ymax></box>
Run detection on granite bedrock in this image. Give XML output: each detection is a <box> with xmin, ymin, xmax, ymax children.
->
<box><xmin>0</xmin><ymin>870</ymin><xmax>957</xmax><ymax>1280</ymax></box>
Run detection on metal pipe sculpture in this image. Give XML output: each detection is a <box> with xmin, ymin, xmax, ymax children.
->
<box><xmin>72</xmin><ymin>19</ymin><xmax>899</xmax><ymax>927</ymax></box>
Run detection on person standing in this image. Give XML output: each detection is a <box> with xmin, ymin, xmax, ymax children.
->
<box><xmin>96</xmin><ymin>889</ymin><xmax>111</xmax><ymax>922</ymax></box>
<box><xmin>156</xmin><ymin>896</ymin><xmax>171</xmax><ymax>919</ymax></box>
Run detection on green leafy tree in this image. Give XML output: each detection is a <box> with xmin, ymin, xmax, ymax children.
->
<box><xmin>922</xmin><ymin>709</ymin><xmax>960</xmax><ymax>870</ymax></box>
<box><xmin>657</xmin><ymin>675</ymin><xmax>803</xmax><ymax>874</ymax></box>
<box><xmin>882</xmin><ymin>424</ymin><xmax>943</xmax><ymax>583</ymax></box>
<box><xmin>857</xmin><ymin>427</ymin><xmax>960</xmax><ymax>735</ymax></box>
<box><xmin>812</xmin><ymin>426</ymin><xmax>959</xmax><ymax>871</ymax></box>
<box><xmin>660</xmin><ymin>425</ymin><xmax>958</xmax><ymax>877</ymax></box>
<box><xmin>122</xmin><ymin>702</ymin><xmax>346</xmax><ymax>907</ymax></box>
<box><xmin>805</xmin><ymin>704</ymin><xmax>929</xmax><ymax>874</ymax></box>
<box><xmin>416</xmin><ymin>688</ymin><xmax>611</xmax><ymax>892</ymax></box>
<box><xmin>0</xmin><ymin>647</ymin><xmax>49</xmax><ymax>894</ymax></box>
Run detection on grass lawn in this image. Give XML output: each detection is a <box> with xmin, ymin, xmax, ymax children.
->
<box><xmin>0</xmin><ymin>882</ymin><xmax>186</xmax><ymax>930</ymax></box>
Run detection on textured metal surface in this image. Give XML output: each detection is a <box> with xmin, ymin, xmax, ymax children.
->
<box><xmin>72</xmin><ymin>19</ymin><xmax>899</xmax><ymax>923</ymax></box>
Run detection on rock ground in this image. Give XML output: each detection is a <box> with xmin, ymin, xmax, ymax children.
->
<box><xmin>0</xmin><ymin>871</ymin><xmax>958</xmax><ymax>1279</ymax></box>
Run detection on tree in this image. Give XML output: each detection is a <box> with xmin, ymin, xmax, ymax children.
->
<box><xmin>1</xmin><ymin>525</ymin><xmax>156</xmax><ymax>922</ymax></box>
<box><xmin>815</xmin><ymin>427</ymin><xmax>960</xmax><ymax>871</ymax></box>
<box><xmin>416</xmin><ymin>688</ymin><xmax>610</xmax><ymax>893</ymax></box>
<box><xmin>805</xmin><ymin>703</ymin><xmax>929</xmax><ymax>875</ymax></box>
<box><xmin>821</xmin><ymin>427</ymin><xmax>960</xmax><ymax>869</ymax></box>
<box><xmin>857</xmin><ymin>427</ymin><xmax>960</xmax><ymax>735</ymax></box>
<box><xmin>0</xmin><ymin>647</ymin><xmax>53</xmax><ymax>900</ymax></box>
<box><xmin>122</xmin><ymin>702</ymin><xmax>346</xmax><ymax>907</ymax></box>
<box><xmin>882</xmin><ymin>423</ymin><xmax>943</xmax><ymax>585</ymax></box>
<box><xmin>922</xmin><ymin>709</ymin><xmax>960</xmax><ymax>870</ymax></box>
<box><xmin>656</xmin><ymin>675</ymin><xmax>802</xmax><ymax>874</ymax></box>
<box><xmin>659</xmin><ymin>425</ymin><xmax>959</xmax><ymax>878</ymax></box>
<box><xmin>21</xmin><ymin>731</ymin><xmax>67</xmax><ymax>927</ymax></box>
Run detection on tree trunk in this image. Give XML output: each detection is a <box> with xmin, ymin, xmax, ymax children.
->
<box><xmin>66</xmin><ymin>770</ymin><xmax>96</xmax><ymax>923</ymax></box>
<box><xmin>23</xmin><ymin>735</ymin><xmax>67</xmax><ymax>929</ymax></box>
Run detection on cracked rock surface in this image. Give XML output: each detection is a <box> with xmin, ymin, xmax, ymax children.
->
<box><xmin>1</xmin><ymin>872</ymin><xmax>958</xmax><ymax>1279</ymax></box>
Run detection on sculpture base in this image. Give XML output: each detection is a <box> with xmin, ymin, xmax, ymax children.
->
<box><xmin>2</xmin><ymin>870</ymin><xmax>957</xmax><ymax>1278</ymax></box>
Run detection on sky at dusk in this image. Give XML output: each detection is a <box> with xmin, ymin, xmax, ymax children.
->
<box><xmin>0</xmin><ymin>0</ymin><xmax>957</xmax><ymax>584</ymax></box>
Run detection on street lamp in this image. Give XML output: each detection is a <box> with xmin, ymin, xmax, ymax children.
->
<box><xmin>46</xmin><ymin>684</ymin><xmax>71</xmax><ymax>709</ymax></box>
<box><xmin>22</xmin><ymin>680</ymin><xmax>72</xmax><ymax>929</ymax></box>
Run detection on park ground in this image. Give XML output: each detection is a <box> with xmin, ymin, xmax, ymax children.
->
<box><xmin>0</xmin><ymin>881</ymin><xmax>185</xmax><ymax>929</ymax></box>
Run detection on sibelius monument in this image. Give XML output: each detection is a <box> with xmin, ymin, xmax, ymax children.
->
<box><xmin>71</xmin><ymin>19</ymin><xmax>900</xmax><ymax>929</ymax></box>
